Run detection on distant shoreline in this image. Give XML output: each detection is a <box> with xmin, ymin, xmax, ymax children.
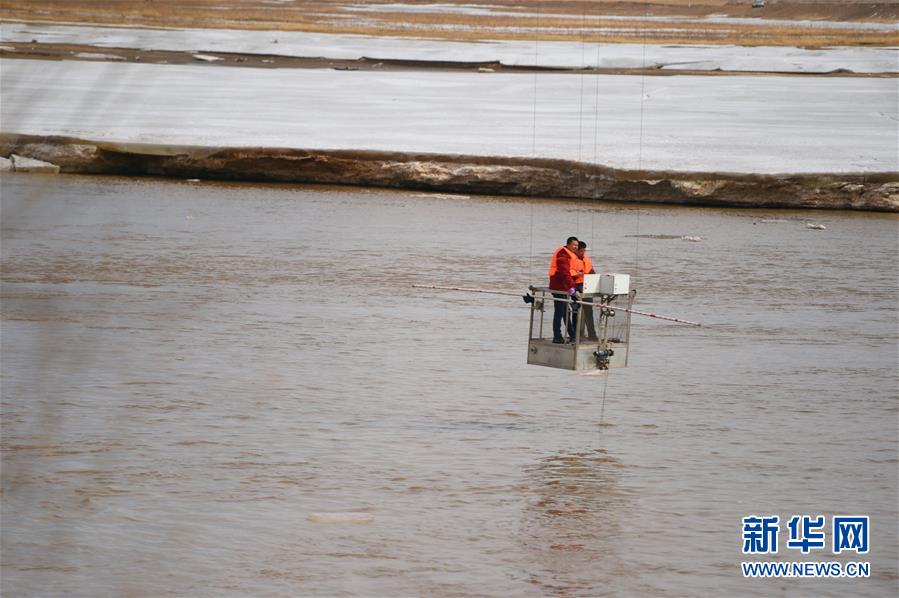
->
<box><xmin>2</xmin><ymin>134</ymin><xmax>896</xmax><ymax>212</ymax></box>
<box><xmin>1</xmin><ymin>1</ymin><xmax>896</xmax><ymax>47</ymax></box>
<box><xmin>2</xmin><ymin>41</ymin><xmax>893</xmax><ymax>78</ymax></box>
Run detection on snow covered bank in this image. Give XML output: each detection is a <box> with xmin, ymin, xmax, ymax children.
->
<box><xmin>2</xmin><ymin>59</ymin><xmax>895</xmax><ymax>175</ymax></box>
<box><xmin>2</xmin><ymin>22</ymin><xmax>897</xmax><ymax>73</ymax></box>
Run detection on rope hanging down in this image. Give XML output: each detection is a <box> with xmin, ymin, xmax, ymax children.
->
<box><xmin>411</xmin><ymin>284</ymin><xmax>702</xmax><ymax>327</ymax></box>
<box><xmin>597</xmin><ymin>369</ymin><xmax>610</xmax><ymax>442</ymax></box>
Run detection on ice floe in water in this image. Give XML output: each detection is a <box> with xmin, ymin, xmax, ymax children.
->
<box><xmin>307</xmin><ymin>512</ymin><xmax>375</xmax><ymax>524</ymax></box>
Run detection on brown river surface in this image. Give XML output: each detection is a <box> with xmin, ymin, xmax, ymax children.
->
<box><xmin>1</xmin><ymin>173</ymin><xmax>897</xmax><ymax>596</ymax></box>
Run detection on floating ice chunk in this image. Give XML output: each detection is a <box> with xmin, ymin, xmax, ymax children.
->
<box><xmin>11</xmin><ymin>154</ymin><xmax>60</xmax><ymax>173</ymax></box>
<box><xmin>412</xmin><ymin>192</ymin><xmax>471</xmax><ymax>200</ymax></box>
<box><xmin>193</xmin><ymin>54</ymin><xmax>223</xmax><ymax>62</ymax></box>
<box><xmin>681</xmin><ymin>235</ymin><xmax>703</xmax><ymax>242</ymax></box>
<box><xmin>76</xmin><ymin>52</ymin><xmax>125</xmax><ymax>61</ymax></box>
<box><xmin>806</xmin><ymin>223</ymin><xmax>827</xmax><ymax>230</ymax></box>
<box><xmin>307</xmin><ymin>512</ymin><xmax>374</xmax><ymax>524</ymax></box>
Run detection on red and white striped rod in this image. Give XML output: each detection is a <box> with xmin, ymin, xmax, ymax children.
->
<box><xmin>411</xmin><ymin>284</ymin><xmax>702</xmax><ymax>327</ymax></box>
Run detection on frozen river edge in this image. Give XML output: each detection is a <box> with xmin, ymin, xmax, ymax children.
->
<box><xmin>3</xmin><ymin>134</ymin><xmax>896</xmax><ymax>211</ymax></box>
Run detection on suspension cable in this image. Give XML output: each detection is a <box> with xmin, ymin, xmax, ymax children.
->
<box><xmin>529</xmin><ymin>4</ymin><xmax>540</xmax><ymax>284</ymax></box>
<box><xmin>589</xmin><ymin>9</ymin><xmax>611</xmax><ymax>441</ymax></box>
<box><xmin>576</xmin><ymin>0</ymin><xmax>590</xmax><ymax>237</ymax></box>
<box><xmin>635</xmin><ymin>0</ymin><xmax>650</xmax><ymax>282</ymax></box>
<box><xmin>591</xmin><ymin>37</ymin><xmax>602</xmax><ymax>249</ymax></box>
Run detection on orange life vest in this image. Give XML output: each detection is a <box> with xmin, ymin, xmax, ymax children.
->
<box><xmin>574</xmin><ymin>255</ymin><xmax>593</xmax><ymax>284</ymax></box>
<box><xmin>548</xmin><ymin>246</ymin><xmax>580</xmax><ymax>278</ymax></box>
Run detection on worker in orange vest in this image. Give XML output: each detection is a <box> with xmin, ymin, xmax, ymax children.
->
<box><xmin>575</xmin><ymin>240</ymin><xmax>598</xmax><ymax>342</ymax></box>
<box><xmin>548</xmin><ymin>236</ymin><xmax>581</xmax><ymax>343</ymax></box>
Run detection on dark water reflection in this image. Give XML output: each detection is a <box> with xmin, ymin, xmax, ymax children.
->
<box><xmin>520</xmin><ymin>450</ymin><xmax>631</xmax><ymax>596</ymax></box>
<box><xmin>2</xmin><ymin>174</ymin><xmax>897</xmax><ymax>596</ymax></box>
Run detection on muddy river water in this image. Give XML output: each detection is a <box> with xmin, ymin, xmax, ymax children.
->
<box><xmin>1</xmin><ymin>174</ymin><xmax>897</xmax><ymax>596</ymax></box>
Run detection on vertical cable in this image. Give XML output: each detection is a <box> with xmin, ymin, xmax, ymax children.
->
<box><xmin>635</xmin><ymin>0</ymin><xmax>650</xmax><ymax>282</ymax></box>
<box><xmin>576</xmin><ymin>0</ymin><xmax>589</xmax><ymax>236</ymax></box>
<box><xmin>529</xmin><ymin>9</ymin><xmax>540</xmax><ymax>283</ymax></box>
<box><xmin>590</xmin><ymin>15</ymin><xmax>603</xmax><ymax>249</ymax></box>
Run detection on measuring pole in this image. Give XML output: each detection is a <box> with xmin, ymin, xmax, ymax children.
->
<box><xmin>411</xmin><ymin>284</ymin><xmax>702</xmax><ymax>327</ymax></box>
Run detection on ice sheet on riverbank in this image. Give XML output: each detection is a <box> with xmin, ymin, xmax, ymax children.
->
<box><xmin>2</xmin><ymin>59</ymin><xmax>895</xmax><ymax>174</ymax></box>
<box><xmin>2</xmin><ymin>22</ymin><xmax>897</xmax><ymax>73</ymax></box>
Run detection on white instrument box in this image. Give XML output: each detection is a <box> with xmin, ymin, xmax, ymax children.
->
<box><xmin>583</xmin><ymin>273</ymin><xmax>630</xmax><ymax>295</ymax></box>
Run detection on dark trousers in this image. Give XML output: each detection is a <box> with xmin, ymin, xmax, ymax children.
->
<box><xmin>552</xmin><ymin>292</ymin><xmax>577</xmax><ymax>340</ymax></box>
<box><xmin>581</xmin><ymin>302</ymin><xmax>597</xmax><ymax>338</ymax></box>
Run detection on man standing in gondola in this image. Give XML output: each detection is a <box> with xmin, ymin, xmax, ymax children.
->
<box><xmin>575</xmin><ymin>240</ymin><xmax>599</xmax><ymax>342</ymax></box>
<box><xmin>548</xmin><ymin>236</ymin><xmax>581</xmax><ymax>343</ymax></box>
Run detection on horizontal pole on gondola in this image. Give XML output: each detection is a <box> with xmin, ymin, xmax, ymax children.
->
<box><xmin>411</xmin><ymin>284</ymin><xmax>702</xmax><ymax>327</ymax></box>
<box><xmin>412</xmin><ymin>284</ymin><xmax>522</xmax><ymax>297</ymax></box>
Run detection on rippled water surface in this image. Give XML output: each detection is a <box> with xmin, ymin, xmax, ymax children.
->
<box><xmin>2</xmin><ymin>174</ymin><xmax>897</xmax><ymax>596</ymax></box>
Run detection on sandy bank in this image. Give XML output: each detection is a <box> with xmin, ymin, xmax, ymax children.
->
<box><xmin>2</xmin><ymin>134</ymin><xmax>896</xmax><ymax>211</ymax></box>
<box><xmin>2</xmin><ymin>1</ymin><xmax>896</xmax><ymax>46</ymax></box>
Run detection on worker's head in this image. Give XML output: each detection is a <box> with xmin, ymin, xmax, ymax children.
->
<box><xmin>577</xmin><ymin>240</ymin><xmax>587</xmax><ymax>258</ymax></box>
<box><xmin>566</xmin><ymin>236</ymin><xmax>579</xmax><ymax>252</ymax></box>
